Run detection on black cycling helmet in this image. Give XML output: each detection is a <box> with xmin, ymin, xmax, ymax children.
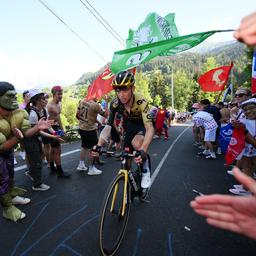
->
<box><xmin>112</xmin><ymin>71</ymin><xmax>135</xmax><ymax>89</ymax></box>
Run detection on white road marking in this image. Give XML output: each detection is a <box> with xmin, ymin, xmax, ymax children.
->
<box><xmin>151</xmin><ymin>126</ymin><xmax>191</xmax><ymax>185</ymax></box>
<box><xmin>15</xmin><ymin>126</ymin><xmax>190</xmax><ymax>174</ymax></box>
<box><xmin>14</xmin><ymin>149</ymin><xmax>81</xmax><ymax>172</ymax></box>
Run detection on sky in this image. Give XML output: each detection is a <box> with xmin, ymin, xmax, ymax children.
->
<box><xmin>0</xmin><ymin>0</ymin><xmax>255</xmax><ymax>91</ymax></box>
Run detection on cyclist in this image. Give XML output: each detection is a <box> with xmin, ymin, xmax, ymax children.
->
<box><xmin>93</xmin><ymin>70</ymin><xmax>154</xmax><ymax>189</ymax></box>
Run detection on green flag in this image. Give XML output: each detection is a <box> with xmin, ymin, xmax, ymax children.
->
<box><xmin>111</xmin><ymin>30</ymin><xmax>226</xmax><ymax>74</ymax></box>
<box><xmin>126</xmin><ymin>12</ymin><xmax>179</xmax><ymax>48</ymax></box>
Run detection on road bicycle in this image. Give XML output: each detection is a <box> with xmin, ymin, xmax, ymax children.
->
<box><xmin>98</xmin><ymin>149</ymin><xmax>150</xmax><ymax>256</ymax></box>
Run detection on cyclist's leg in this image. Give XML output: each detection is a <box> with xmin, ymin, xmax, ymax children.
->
<box><xmin>131</xmin><ymin>134</ymin><xmax>151</xmax><ymax>189</ymax></box>
<box><xmin>122</xmin><ymin>125</ymin><xmax>136</xmax><ymax>170</ymax></box>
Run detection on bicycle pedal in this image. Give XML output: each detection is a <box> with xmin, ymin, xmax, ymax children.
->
<box><xmin>140</xmin><ymin>197</ymin><xmax>151</xmax><ymax>203</ymax></box>
<box><xmin>133</xmin><ymin>195</ymin><xmax>150</xmax><ymax>203</ymax></box>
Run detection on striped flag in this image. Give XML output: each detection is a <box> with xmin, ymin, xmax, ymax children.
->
<box><xmin>252</xmin><ymin>50</ymin><xmax>256</xmax><ymax>94</ymax></box>
<box><xmin>222</xmin><ymin>83</ymin><xmax>233</xmax><ymax>102</ymax></box>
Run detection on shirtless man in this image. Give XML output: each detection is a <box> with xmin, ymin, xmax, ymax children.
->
<box><xmin>47</xmin><ymin>86</ymin><xmax>70</xmax><ymax>177</ymax></box>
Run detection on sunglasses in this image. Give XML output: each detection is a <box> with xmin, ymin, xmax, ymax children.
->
<box><xmin>114</xmin><ymin>87</ymin><xmax>131</xmax><ymax>92</ymax></box>
<box><xmin>235</xmin><ymin>93</ymin><xmax>247</xmax><ymax>98</ymax></box>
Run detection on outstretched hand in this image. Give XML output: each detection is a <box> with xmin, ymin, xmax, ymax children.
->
<box><xmin>12</xmin><ymin>127</ymin><xmax>24</xmax><ymax>140</ymax></box>
<box><xmin>55</xmin><ymin>135</ymin><xmax>65</xmax><ymax>143</ymax></box>
<box><xmin>190</xmin><ymin>167</ymin><xmax>256</xmax><ymax>240</ymax></box>
<box><xmin>37</xmin><ymin>118</ymin><xmax>54</xmax><ymax>130</ymax></box>
<box><xmin>234</xmin><ymin>11</ymin><xmax>256</xmax><ymax>46</ymax></box>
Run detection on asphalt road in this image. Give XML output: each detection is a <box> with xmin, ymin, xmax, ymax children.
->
<box><xmin>1</xmin><ymin>122</ymin><xmax>256</xmax><ymax>256</ymax></box>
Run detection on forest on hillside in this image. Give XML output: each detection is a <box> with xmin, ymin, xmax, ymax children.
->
<box><xmin>75</xmin><ymin>41</ymin><xmax>252</xmax><ymax>111</ymax></box>
<box><xmin>29</xmin><ymin>41</ymin><xmax>253</xmax><ymax>129</ymax></box>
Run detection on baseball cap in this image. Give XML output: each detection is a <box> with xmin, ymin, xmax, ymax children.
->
<box><xmin>28</xmin><ymin>89</ymin><xmax>44</xmax><ymax>100</ymax></box>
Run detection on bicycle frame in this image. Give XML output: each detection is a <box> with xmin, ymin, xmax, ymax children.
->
<box><xmin>99</xmin><ymin>150</ymin><xmax>147</xmax><ymax>256</ymax></box>
<box><xmin>110</xmin><ymin>169</ymin><xmax>128</xmax><ymax>217</ymax></box>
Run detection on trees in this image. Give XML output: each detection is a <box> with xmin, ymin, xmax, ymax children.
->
<box><xmin>135</xmin><ymin>71</ymin><xmax>152</xmax><ymax>102</ymax></box>
<box><xmin>26</xmin><ymin>41</ymin><xmax>250</xmax><ymax>116</ymax></box>
<box><xmin>60</xmin><ymin>88</ymin><xmax>79</xmax><ymax>128</ymax></box>
<box><xmin>148</xmin><ymin>69</ymin><xmax>171</xmax><ymax>107</ymax></box>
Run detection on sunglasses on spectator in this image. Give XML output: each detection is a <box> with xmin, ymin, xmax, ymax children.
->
<box><xmin>235</xmin><ymin>93</ymin><xmax>247</xmax><ymax>98</ymax></box>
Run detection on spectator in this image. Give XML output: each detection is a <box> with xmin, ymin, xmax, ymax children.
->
<box><xmin>229</xmin><ymin>98</ymin><xmax>256</xmax><ymax>196</ymax></box>
<box><xmin>228</xmin><ymin>88</ymin><xmax>251</xmax><ymax>194</ymax></box>
<box><xmin>41</xmin><ymin>93</ymin><xmax>51</xmax><ymax>166</ymax></box>
<box><xmin>17</xmin><ymin>90</ymin><xmax>30</xmax><ymax>162</ymax></box>
<box><xmin>76</xmin><ymin>98</ymin><xmax>108</xmax><ymax>175</ymax></box>
<box><xmin>47</xmin><ymin>86</ymin><xmax>71</xmax><ymax>178</ymax></box>
<box><xmin>191</xmin><ymin>11</ymin><xmax>256</xmax><ymax>239</ymax></box>
<box><xmin>19</xmin><ymin>90</ymin><xmax>30</xmax><ymax>110</ymax></box>
<box><xmin>0</xmin><ymin>82</ymin><xmax>52</xmax><ymax>222</ymax></box>
<box><xmin>193</xmin><ymin>103</ymin><xmax>218</xmax><ymax>159</ymax></box>
<box><xmin>24</xmin><ymin>89</ymin><xmax>51</xmax><ymax>191</ymax></box>
<box><xmin>191</xmin><ymin>103</ymin><xmax>202</xmax><ymax>146</ymax></box>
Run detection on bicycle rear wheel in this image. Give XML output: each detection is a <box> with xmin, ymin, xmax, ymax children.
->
<box><xmin>99</xmin><ymin>173</ymin><xmax>130</xmax><ymax>256</ymax></box>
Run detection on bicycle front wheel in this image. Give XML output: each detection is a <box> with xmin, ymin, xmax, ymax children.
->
<box><xmin>99</xmin><ymin>173</ymin><xmax>131</xmax><ymax>256</ymax></box>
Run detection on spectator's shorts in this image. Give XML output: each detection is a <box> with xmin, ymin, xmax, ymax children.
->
<box><xmin>41</xmin><ymin>134</ymin><xmax>51</xmax><ymax>145</ymax></box>
<box><xmin>79</xmin><ymin>129</ymin><xmax>98</xmax><ymax>149</ymax></box>
<box><xmin>204</xmin><ymin>128</ymin><xmax>217</xmax><ymax>142</ymax></box>
<box><xmin>49</xmin><ymin>125</ymin><xmax>61</xmax><ymax>148</ymax></box>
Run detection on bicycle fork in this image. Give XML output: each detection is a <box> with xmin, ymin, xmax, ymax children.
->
<box><xmin>110</xmin><ymin>170</ymin><xmax>128</xmax><ymax>217</ymax></box>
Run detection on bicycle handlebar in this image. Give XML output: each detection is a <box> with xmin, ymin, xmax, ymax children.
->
<box><xmin>100</xmin><ymin>149</ymin><xmax>135</xmax><ymax>158</ymax></box>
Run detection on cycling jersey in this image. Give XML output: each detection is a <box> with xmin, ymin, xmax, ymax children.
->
<box><xmin>107</xmin><ymin>92</ymin><xmax>152</xmax><ymax>128</ymax></box>
<box><xmin>77</xmin><ymin>99</ymin><xmax>105</xmax><ymax>131</ymax></box>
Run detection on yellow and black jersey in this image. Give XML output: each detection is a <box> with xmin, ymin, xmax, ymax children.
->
<box><xmin>107</xmin><ymin>93</ymin><xmax>152</xmax><ymax>127</ymax></box>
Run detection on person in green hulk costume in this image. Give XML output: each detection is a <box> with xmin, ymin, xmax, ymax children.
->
<box><xmin>0</xmin><ymin>82</ymin><xmax>53</xmax><ymax>222</ymax></box>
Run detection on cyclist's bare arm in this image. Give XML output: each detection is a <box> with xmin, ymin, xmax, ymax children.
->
<box><xmin>98</xmin><ymin>125</ymin><xmax>112</xmax><ymax>147</ymax></box>
<box><xmin>96</xmin><ymin>100</ymin><xmax>117</xmax><ymax>147</ymax></box>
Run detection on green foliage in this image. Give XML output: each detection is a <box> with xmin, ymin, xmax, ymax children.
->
<box><xmin>172</xmin><ymin>70</ymin><xmax>197</xmax><ymax>110</ymax></box>
<box><xmin>60</xmin><ymin>89</ymin><xmax>79</xmax><ymax>128</ymax></box>
<box><xmin>41</xmin><ymin>41</ymin><xmax>253</xmax><ymax>115</ymax></box>
<box><xmin>134</xmin><ymin>71</ymin><xmax>152</xmax><ymax>102</ymax></box>
<box><xmin>147</xmin><ymin>70</ymin><xmax>171</xmax><ymax>107</ymax></box>
<box><xmin>16</xmin><ymin>93</ymin><xmax>23</xmax><ymax>105</ymax></box>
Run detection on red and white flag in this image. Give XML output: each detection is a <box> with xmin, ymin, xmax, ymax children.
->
<box><xmin>252</xmin><ymin>50</ymin><xmax>256</xmax><ymax>94</ymax></box>
<box><xmin>198</xmin><ymin>63</ymin><xmax>233</xmax><ymax>92</ymax></box>
<box><xmin>86</xmin><ymin>67</ymin><xmax>136</xmax><ymax>100</ymax></box>
<box><xmin>86</xmin><ymin>67</ymin><xmax>114</xmax><ymax>100</ymax></box>
<box><xmin>225</xmin><ymin>127</ymin><xmax>245</xmax><ymax>165</ymax></box>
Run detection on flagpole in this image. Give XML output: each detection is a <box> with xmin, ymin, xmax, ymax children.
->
<box><xmin>171</xmin><ymin>69</ymin><xmax>174</xmax><ymax>110</ymax></box>
<box><xmin>214</xmin><ymin>91</ymin><xmax>222</xmax><ymax>105</ymax></box>
<box><xmin>231</xmin><ymin>67</ymin><xmax>234</xmax><ymax>98</ymax></box>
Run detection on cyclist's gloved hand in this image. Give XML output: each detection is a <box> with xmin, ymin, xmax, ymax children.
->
<box><xmin>92</xmin><ymin>145</ymin><xmax>102</xmax><ymax>157</ymax></box>
<box><xmin>134</xmin><ymin>150</ymin><xmax>147</xmax><ymax>164</ymax></box>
